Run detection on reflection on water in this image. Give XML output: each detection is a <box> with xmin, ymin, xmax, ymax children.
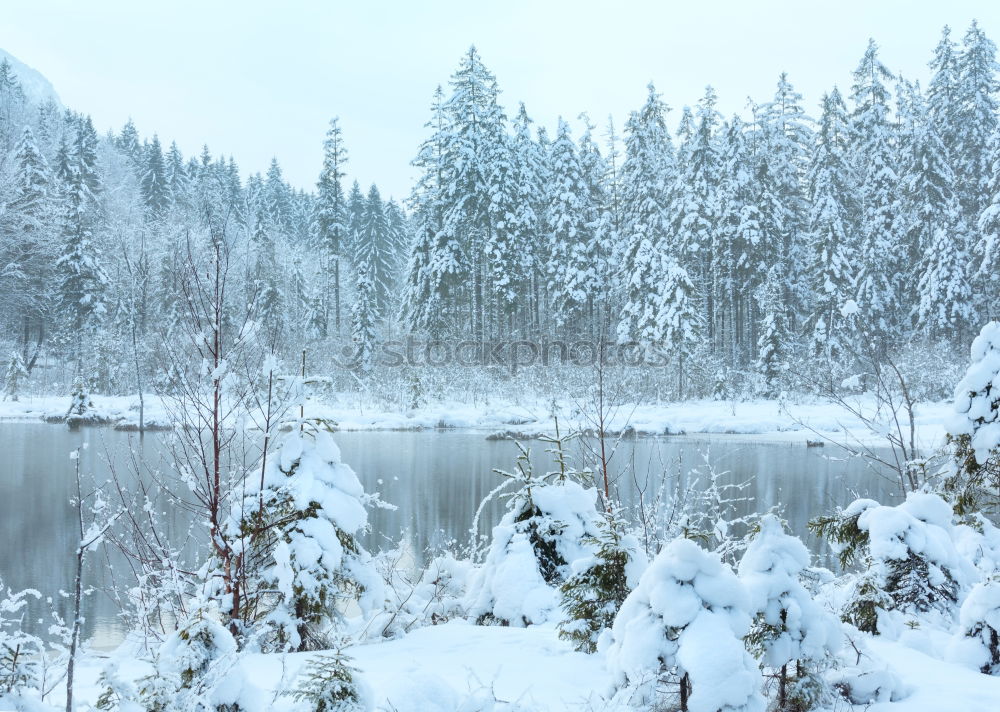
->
<box><xmin>0</xmin><ymin>423</ymin><xmax>900</xmax><ymax>646</ymax></box>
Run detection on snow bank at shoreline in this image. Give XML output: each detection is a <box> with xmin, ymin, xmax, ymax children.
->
<box><xmin>0</xmin><ymin>392</ymin><xmax>954</xmax><ymax>447</ymax></box>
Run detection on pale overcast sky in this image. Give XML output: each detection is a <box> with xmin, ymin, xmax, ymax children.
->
<box><xmin>1</xmin><ymin>1</ymin><xmax>998</xmax><ymax>199</ymax></box>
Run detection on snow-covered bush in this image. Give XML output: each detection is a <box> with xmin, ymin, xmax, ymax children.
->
<box><xmin>0</xmin><ymin>584</ymin><xmax>47</xmax><ymax>711</ymax></box>
<box><xmin>134</xmin><ymin>608</ymin><xmax>263</xmax><ymax>712</ymax></box>
<box><xmin>810</xmin><ymin>493</ymin><xmax>968</xmax><ymax>633</ymax></box>
<box><xmin>949</xmin><ymin>578</ymin><xmax>1000</xmax><ymax>675</ymax></box>
<box><xmin>739</xmin><ymin>515</ymin><xmax>841</xmax><ymax>709</ymax></box>
<box><xmin>465</xmin><ymin>445</ymin><xmax>600</xmax><ymax>627</ymax></box>
<box><xmin>829</xmin><ymin>664</ymin><xmax>910</xmax><ymax>705</ymax></box>
<box><xmin>605</xmin><ymin>537</ymin><xmax>764</xmax><ymax>712</ymax></box>
<box><xmin>946</xmin><ymin>321</ymin><xmax>1000</xmax><ymax>515</ymax></box>
<box><xmin>231</xmin><ymin>422</ymin><xmax>383</xmax><ymax>650</ymax></box>
<box><xmin>292</xmin><ymin>647</ymin><xmax>373</xmax><ymax>712</ymax></box>
<box><xmin>365</xmin><ymin>549</ymin><xmax>471</xmax><ymax>639</ymax></box>
<box><xmin>558</xmin><ymin>509</ymin><xmax>647</xmax><ymax>653</ymax></box>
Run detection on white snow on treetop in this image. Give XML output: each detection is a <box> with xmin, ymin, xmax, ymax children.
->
<box><xmin>857</xmin><ymin>492</ymin><xmax>968</xmax><ymax>577</ymax></box>
<box><xmin>738</xmin><ymin>514</ymin><xmax>842</xmax><ymax>668</ymax></box>
<box><xmin>605</xmin><ymin>537</ymin><xmax>764</xmax><ymax>712</ymax></box>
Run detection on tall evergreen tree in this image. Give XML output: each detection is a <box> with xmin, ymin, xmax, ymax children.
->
<box><xmin>806</xmin><ymin>89</ymin><xmax>857</xmax><ymax>362</ymax></box>
<box><xmin>849</xmin><ymin>39</ymin><xmax>902</xmax><ymax>343</ymax></box>
<box><xmin>316</xmin><ymin>117</ymin><xmax>349</xmax><ymax>334</ymax></box>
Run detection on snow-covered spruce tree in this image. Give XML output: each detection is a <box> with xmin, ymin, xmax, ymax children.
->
<box><xmin>809</xmin><ymin>494</ymin><xmax>967</xmax><ymax>633</ymax></box>
<box><xmin>465</xmin><ymin>442</ymin><xmax>600</xmax><ymax>627</ymax></box>
<box><xmin>66</xmin><ymin>377</ymin><xmax>94</xmax><ymax>418</ymax></box>
<box><xmin>949</xmin><ymin>577</ymin><xmax>1000</xmax><ymax>675</ymax></box>
<box><xmin>292</xmin><ymin>647</ymin><xmax>373</xmax><ymax>712</ymax></box>
<box><xmin>0</xmin><ymin>583</ymin><xmax>47</xmax><ymax>711</ymax></box>
<box><xmin>849</xmin><ymin>39</ymin><xmax>903</xmax><ymax>344</ymax></box>
<box><xmin>805</xmin><ymin>89</ymin><xmax>857</xmax><ymax>369</ymax></box>
<box><xmin>545</xmin><ymin>117</ymin><xmax>592</xmax><ymax>330</ymax></box>
<box><xmin>606</xmin><ymin>538</ymin><xmax>764</xmax><ymax>712</ymax></box>
<box><xmin>350</xmin><ymin>260</ymin><xmax>379</xmax><ymax>373</ymax></box>
<box><xmin>946</xmin><ymin>322</ymin><xmax>1000</xmax><ymax>515</ymax></box>
<box><xmin>136</xmin><ymin>607</ymin><xmax>264</xmax><ymax>712</ymax></box>
<box><xmin>2</xmin><ymin>351</ymin><xmax>28</xmax><ymax>402</ymax></box>
<box><xmin>557</xmin><ymin>508</ymin><xmax>647</xmax><ymax>653</ymax></box>
<box><xmin>754</xmin><ymin>265</ymin><xmax>790</xmax><ymax>398</ymax></box>
<box><xmin>739</xmin><ymin>515</ymin><xmax>841</xmax><ymax>710</ymax></box>
<box><xmin>232</xmin><ymin>422</ymin><xmax>382</xmax><ymax>651</ymax></box>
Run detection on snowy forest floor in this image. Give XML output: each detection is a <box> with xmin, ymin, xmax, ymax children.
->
<box><xmin>0</xmin><ymin>391</ymin><xmax>954</xmax><ymax>448</ymax></box>
<box><xmin>63</xmin><ymin>621</ymin><xmax>1000</xmax><ymax>712</ymax></box>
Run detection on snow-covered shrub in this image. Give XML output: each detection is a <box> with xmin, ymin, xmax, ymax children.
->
<box><xmin>136</xmin><ymin>608</ymin><xmax>263</xmax><ymax>712</ymax></box>
<box><xmin>558</xmin><ymin>509</ymin><xmax>647</xmax><ymax>653</ymax></box>
<box><xmin>231</xmin><ymin>422</ymin><xmax>384</xmax><ymax>650</ymax></box>
<box><xmin>829</xmin><ymin>664</ymin><xmax>910</xmax><ymax>705</ymax></box>
<box><xmin>366</xmin><ymin>549</ymin><xmax>471</xmax><ymax>639</ymax></box>
<box><xmin>810</xmin><ymin>493</ymin><xmax>968</xmax><ymax>633</ymax></box>
<box><xmin>739</xmin><ymin>515</ymin><xmax>842</xmax><ymax>709</ymax></box>
<box><xmin>949</xmin><ymin>578</ymin><xmax>1000</xmax><ymax>675</ymax></box>
<box><xmin>0</xmin><ymin>585</ymin><xmax>47</xmax><ymax>710</ymax></box>
<box><xmin>605</xmin><ymin>538</ymin><xmax>764</xmax><ymax>712</ymax></box>
<box><xmin>465</xmin><ymin>445</ymin><xmax>600</xmax><ymax>627</ymax></box>
<box><xmin>946</xmin><ymin>321</ymin><xmax>1000</xmax><ymax>515</ymax></box>
<box><xmin>292</xmin><ymin>647</ymin><xmax>373</xmax><ymax>712</ymax></box>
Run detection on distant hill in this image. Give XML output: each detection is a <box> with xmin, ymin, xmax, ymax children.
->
<box><xmin>0</xmin><ymin>47</ymin><xmax>61</xmax><ymax>106</ymax></box>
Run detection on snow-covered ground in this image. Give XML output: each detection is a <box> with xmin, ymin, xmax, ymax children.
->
<box><xmin>63</xmin><ymin>621</ymin><xmax>1000</xmax><ymax>711</ymax></box>
<box><xmin>0</xmin><ymin>392</ymin><xmax>955</xmax><ymax>448</ymax></box>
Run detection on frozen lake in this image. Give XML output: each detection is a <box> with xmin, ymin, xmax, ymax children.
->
<box><xmin>0</xmin><ymin>423</ymin><xmax>901</xmax><ymax>646</ymax></box>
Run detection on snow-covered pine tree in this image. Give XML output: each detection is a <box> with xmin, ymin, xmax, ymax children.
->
<box><xmin>137</xmin><ymin>607</ymin><xmax>264</xmax><ymax>712</ymax></box>
<box><xmin>546</xmin><ymin>118</ymin><xmax>592</xmax><ymax>330</ymax></box>
<box><xmin>354</xmin><ymin>184</ymin><xmax>394</xmax><ymax>315</ymax></box>
<box><xmin>849</xmin><ymin>40</ymin><xmax>903</xmax><ymax>345</ymax></box>
<box><xmin>759</xmin><ymin>74</ymin><xmax>813</xmax><ymax>330</ymax></box>
<box><xmin>166</xmin><ymin>140</ymin><xmax>191</xmax><ymax>210</ymax></box>
<box><xmin>739</xmin><ymin>515</ymin><xmax>841</xmax><ymax>711</ymax></box>
<box><xmin>56</xmin><ymin>115</ymin><xmax>109</xmax><ymax>346</ymax></box>
<box><xmin>2</xmin><ymin>351</ymin><xmax>28</xmax><ymax>402</ymax></box>
<box><xmin>949</xmin><ymin>577</ymin><xmax>1000</xmax><ymax>675</ymax></box>
<box><xmin>465</xmin><ymin>443</ymin><xmax>601</xmax><ymax>627</ymax></box>
<box><xmin>487</xmin><ymin>103</ymin><xmax>538</xmax><ymax>331</ymax></box>
<box><xmin>316</xmin><ymin>117</ymin><xmax>349</xmax><ymax>334</ymax></box>
<box><xmin>947</xmin><ymin>321</ymin><xmax>1000</xmax><ymax>514</ymax></box>
<box><xmin>557</xmin><ymin>507</ymin><xmax>646</xmax><ymax>653</ymax></box>
<box><xmin>927</xmin><ymin>26</ymin><xmax>962</xmax><ymax>164</ymax></box>
<box><xmin>606</xmin><ymin>537</ymin><xmax>764</xmax><ymax>712</ymax></box>
<box><xmin>292</xmin><ymin>646</ymin><xmax>373</xmax><ymax>712</ymax></box>
<box><xmin>955</xmin><ymin>20</ymin><xmax>999</xmax><ymax>222</ymax></box>
<box><xmin>140</xmin><ymin>134</ymin><xmax>171</xmax><ymax>217</ymax></box>
<box><xmin>755</xmin><ymin>265</ymin><xmax>790</xmax><ymax>397</ymax></box>
<box><xmin>351</xmin><ymin>260</ymin><xmax>379</xmax><ymax>373</ymax></box>
<box><xmin>897</xmin><ymin>84</ymin><xmax>974</xmax><ymax>338</ymax></box>
<box><xmin>439</xmin><ymin>45</ymin><xmax>508</xmax><ymax>339</ymax></box>
<box><xmin>400</xmin><ymin>86</ymin><xmax>462</xmax><ymax>336</ymax></box>
<box><xmin>977</xmin><ymin>131</ymin><xmax>1000</xmax><ymax>318</ymax></box>
<box><xmin>234</xmin><ymin>423</ymin><xmax>383</xmax><ymax>651</ymax></box>
<box><xmin>805</xmin><ymin>89</ymin><xmax>857</xmax><ymax>367</ymax></box>
<box><xmin>576</xmin><ymin>114</ymin><xmax>614</xmax><ymax>333</ymax></box>
<box><xmin>617</xmin><ymin>84</ymin><xmax>675</xmax><ymax>349</ymax></box>
<box><xmin>810</xmin><ymin>494</ymin><xmax>966</xmax><ymax>633</ymax></box>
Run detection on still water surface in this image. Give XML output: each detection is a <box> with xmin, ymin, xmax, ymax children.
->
<box><xmin>0</xmin><ymin>423</ymin><xmax>900</xmax><ymax>646</ymax></box>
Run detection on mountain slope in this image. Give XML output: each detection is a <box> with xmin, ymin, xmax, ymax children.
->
<box><xmin>0</xmin><ymin>47</ymin><xmax>61</xmax><ymax>106</ymax></box>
